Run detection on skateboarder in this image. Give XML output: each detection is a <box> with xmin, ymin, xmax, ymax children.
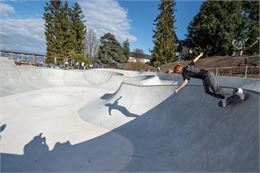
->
<box><xmin>173</xmin><ymin>52</ymin><xmax>245</xmax><ymax>107</ymax></box>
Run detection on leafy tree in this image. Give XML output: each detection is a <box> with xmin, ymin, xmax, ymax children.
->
<box><xmin>187</xmin><ymin>1</ymin><xmax>242</xmax><ymax>55</ymax></box>
<box><xmin>151</xmin><ymin>0</ymin><xmax>177</xmax><ymax>65</ymax></box>
<box><xmin>96</xmin><ymin>33</ymin><xmax>124</xmax><ymax>67</ymax></box>
<box><xmin>68</xmin><ymin>51</ymin><xmax>90</xmax><ymax>67</ymax></box>
<box><xmin>187</xmin><ymin>0</ymin><xmax>259</xmax><ymax>56</ymax></box>
<box><xmin>122</xmin><ymin>39</ymin><xmax>130</xmax><ymax>63</ymax></box>
<box><xmin>242</xmin><ymin>1</ymin><xmax>259</xmax><ymax>55</ymax></box>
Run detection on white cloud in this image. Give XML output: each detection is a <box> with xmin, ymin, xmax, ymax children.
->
<box><xmin>0</xmin><ymin>2</ymin><xmax>15</xmax><ymax>16</ymax></box>
<box><xmin>0</xmin><ymin>18</ymin><xmax>46</xmax><ymax>54</ymax></box>
<box><xmin>0</xmin><ymin>0</ymin><xmax>137</xmax><ymax>54</ymax></box>
<box><xmin>0</xmin><ymin>3</ymin><xmax>46</xmax><ymax>53</ymax></box>
<box><xmin>77</xmin><ymin>0</ymin><xmax>137</xmax><ymax>43</ymax></box>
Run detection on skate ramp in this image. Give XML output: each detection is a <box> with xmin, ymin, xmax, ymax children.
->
<box><xmin>0</xmin><ymin>58</ymin><xmax>175</xmax><ymax>154</ymax></box>
<box><xmin>158</xmin><ymin>72</ymin><xmax>260</xmax><ymax>92</ymax></box>
<box><xmin>0</xmin><ymin>59</ymin><xmax>170</xmax><ymax>96</ymax></box>
<box><xmin>0</xmin><ymin>58</ymin><xmax>259</xmax><ymax>172</ymax></box>
<box><xmin>1</xmin><ymin>85</ymin><xmax>259</xmax><ymax>172</ymax></box>
<box><xmin>113</xmin><ymin>86</ymin><xmax>259</xmax><ymax>171</ymax></box>
<box><xmin>78</xmin><ymin>84</ymin><xmax>259</xmax><ymax>171</ymax></box>
<box><xmin>0</xmin><ymin>59</ymin><xmax>130</xmax><ymax>96</ymax></box>
<box><xmin>79</xmin><ymin>83</ymin><xmax>175</xmax><ymax>130</ymax></box>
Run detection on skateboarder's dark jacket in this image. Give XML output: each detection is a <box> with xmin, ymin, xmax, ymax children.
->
<box><xmin>182</xmin><ymin>61</ymin><xmax>208</xmax><ymax>81</ymax></box>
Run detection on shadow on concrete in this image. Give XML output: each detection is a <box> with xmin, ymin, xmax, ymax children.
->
<box><xmin>1</xmin><ymin>131</ymin><xmax>132</xmax><ymax>172</ymax></box>
<box><xmin>1</xmin><ymin>87</ymin><xmax>259</xmax><ymax>172</ymax></box>
<box><xmin>100</xmin><ymin>93</ymin><xmax>114</xmax><ymax>100</ymax></box>
<box><xmin>105</xmin><ymin>96</ymin><xmax>139</xmax><ymax>117</ymax></box>
<box><xmin>23</xmin><ymin>133</ymin><xmax>49</xmax><ymax>154</ymax></box>
<box><xmin>0</xmin><ymin>124</ymin><xmax>6</xmax><ymax>133</ymax></box>
<box><xmin>100</xmin><ymin>85</ymin><xmax>121</xmax><ymax>100</ymax></box>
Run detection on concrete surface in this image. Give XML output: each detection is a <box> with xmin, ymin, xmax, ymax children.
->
<box><xmin>0</xmin><ymin>58</ymin><xmax>259</xmax><ymax>172</ymax></box>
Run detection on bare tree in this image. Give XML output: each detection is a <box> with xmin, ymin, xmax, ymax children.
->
<box><xmin>134</xmin><ymin>48</ymin><xmax>144</xmax><ymax>63</ymax></box>
<box><xmin>84</xmin><ymin>27</ymin><xmax>99</xmax><ymax>60</ymax></box>
<box><xmin>232</xmin><ymin>37</ymin><xmax>259</xmax><ymax>56</ymax></box>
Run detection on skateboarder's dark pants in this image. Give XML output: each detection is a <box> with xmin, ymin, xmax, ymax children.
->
<box><xmin>202</xmin><ymin>72</ymin><xmax>236</xmax><ymax>99</ymax></box>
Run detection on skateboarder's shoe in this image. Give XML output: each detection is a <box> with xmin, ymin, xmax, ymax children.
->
<box><xmin>232</xmin><ymin>88</ymin><xmax>238</xmax><ymax>94</ymax></box>
<box><xmin>236</xmin><ymin>88</ymin><xmax>245</xmax><ymax>100</ymax></box>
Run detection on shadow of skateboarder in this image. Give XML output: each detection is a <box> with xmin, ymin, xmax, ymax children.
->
<box><xmin>105</xmin><ymin>96</ymin><xmax>139</xmax><ymax>117</ymax></box>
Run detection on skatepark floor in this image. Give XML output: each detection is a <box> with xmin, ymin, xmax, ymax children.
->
<box><xmin>0</xmin><ymin>58</ymin><xmax>259</xmax><ymax>172</ymax></box>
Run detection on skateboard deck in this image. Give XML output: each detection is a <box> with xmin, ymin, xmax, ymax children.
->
<box><xmin>218</xmin><ymin>92</ymin><xmax>248</xmax><ymax>107</ymax></box>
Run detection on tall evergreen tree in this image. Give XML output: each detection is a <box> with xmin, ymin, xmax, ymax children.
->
<box><xmin>122</xmin><ymin>39</ymin><xmax>130</xmax><ymax>63</ymax></box>
<box><xmin>43</xmin><ymin>0</ymin><xmax>63</xmax><ymax>64</ymax></box>
<box><xmin>70</xmin><ymin>2</ymin><xmax>86</xmax><ymax>54</ymax></box>
<box><xmin>96</xmin><ymin>33</ymin><xmax>124</xmax><ymax>67</ymax></box>
<box><xmin>151</xmin><ymin>0</ymin><xmax>177</xmax><ymax>66</ymax></box>
<box><xmin>44</xmin><ymin>0</ymin><xmax>87</xmax><ymax>64</ymax></box>
<box><xmin>60</xmin><ymin>1</ymin><xmax>72</xmax><ymax>59</ymax></box>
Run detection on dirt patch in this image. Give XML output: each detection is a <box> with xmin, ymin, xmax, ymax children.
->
<box><xmin>122</xmin><ymin>62</ymin><xmax>156</xmax><ymax>72</ymax></box>
<box><xmin>160</xmin><ymin>55</ymin><xmax>259</xmax><ymax>78</ymax></box>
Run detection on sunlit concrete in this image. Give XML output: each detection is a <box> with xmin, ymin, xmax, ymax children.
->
<box><xmin>0</xmin><ymin>57</ymin><xmax>259</xmax><ymax>172</ymax></box>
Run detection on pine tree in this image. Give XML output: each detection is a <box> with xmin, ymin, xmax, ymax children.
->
<box><xmin>96</xmin><ymin>33</ymin><xmax>124</xmax><ymax>67</ymax></box>
<box><xmin>68</xmin><ymin>2</ymin><xmax>87</xmax><ymax>64</ymax></box>
<box><xmin>60</xmin><ymin>1</ymin><xmax>72</xmax><ymax>59</ymax></box>
<box><xmin>43</xmin><ymin>0</ymin><xmax>63</xmax><ymax>64</ymax></box>
<box><xmin>50</xmin><ymin>0</ymin><xmax>69</xmax><ymax>63</ymax></box>
<box><xmin>122</xmin><ymin>39</ymin><xmax>130</xmax><ymax>63</ymax></box>
<box><xmin>43</xmin><ymin>0</ymin><xmax>87</xmax><ymax>64</ymax></box>
<box><xmin>151</xmin><ymin>0</ymin><xmax>177</xmax><ymax>66</ymax></box>
<box><xmin>70</xmin><ymin>2</ymin><xmax>86</xmax><ymax>54</ymax></box>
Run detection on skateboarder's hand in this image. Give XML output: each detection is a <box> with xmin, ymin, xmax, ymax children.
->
<box><xmin>174</xmin><ymin>90</ymin><xmax>179</xmax><ymax>94</ymax></box>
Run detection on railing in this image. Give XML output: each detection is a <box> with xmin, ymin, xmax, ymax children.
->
<box><xmin>0</xmin><ymin>50</ymin><xmax>46</xmax><ymax>63</ymax></box>
<box><xmin>205</xmin><ymin>66</ymin><xmax>260</xmax><ymax>79</ymax></box>
<box><xmin>14</xmin><ymin>59</ymin><xmax>44</xmax><ymax>67</ymax></box>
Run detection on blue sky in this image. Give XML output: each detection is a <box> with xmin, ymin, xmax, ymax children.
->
<box><xmin>0</xmin><ymin>0</ymin><xmax>202</xmax><ymax>55</ymax></box>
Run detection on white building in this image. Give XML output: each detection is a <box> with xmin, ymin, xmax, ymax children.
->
<box><xmin>128</xmin><ymin>52</ymin><xmax>151</xmax><ymax>64</ymax></box>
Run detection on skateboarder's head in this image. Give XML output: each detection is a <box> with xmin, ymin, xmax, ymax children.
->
<box><xmin>174</xmin><ymin>64</ymin><xmax>183</xmax><ymax>74</ymax></box>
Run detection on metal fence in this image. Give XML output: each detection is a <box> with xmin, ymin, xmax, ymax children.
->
<box><xmin>205</xmin><ymin>66</ymin><xmax>260</xmax><ymax>79</ymax></box>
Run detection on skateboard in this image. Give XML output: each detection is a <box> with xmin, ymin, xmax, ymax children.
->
<box><xmin>218</xmin><ymin>92</ymin><xmax>248</xmax><ymax>107</ymax></box>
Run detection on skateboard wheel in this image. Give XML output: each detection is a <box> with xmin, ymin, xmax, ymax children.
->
<box><xmin>218</xmin><ymin>101</ymin><xmax>223</xmax><ymax>107</ymax></box>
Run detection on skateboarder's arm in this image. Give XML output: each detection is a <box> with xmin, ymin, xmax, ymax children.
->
<box><xmin>192</xmin><ymin>52</ymin><xmax>203</xmax><ymax>63</ymax></box>
<box><xmin>175</xmin><ymin>79</ymin><xmax>188</xmax><ymax>93</ymax></box>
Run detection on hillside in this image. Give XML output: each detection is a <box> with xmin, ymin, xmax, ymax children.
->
<box><xmin>161</xmin><ymin>55</ymin><xmax>259</xmax><ymax>70</ymax></box>
<box><xmin>123</xmin><ymin>55</ymin><xmax>259</xmax><ymax>78</ymax></box>
<box><xmin>161</xmin><ymin>55</ymin><xmax>259</xmax><ymax>78</ymax></box>
<box><xmin>122</xmin><ymin>62</ymin><xmax>156</xmax><ymax>71</ymax></box>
